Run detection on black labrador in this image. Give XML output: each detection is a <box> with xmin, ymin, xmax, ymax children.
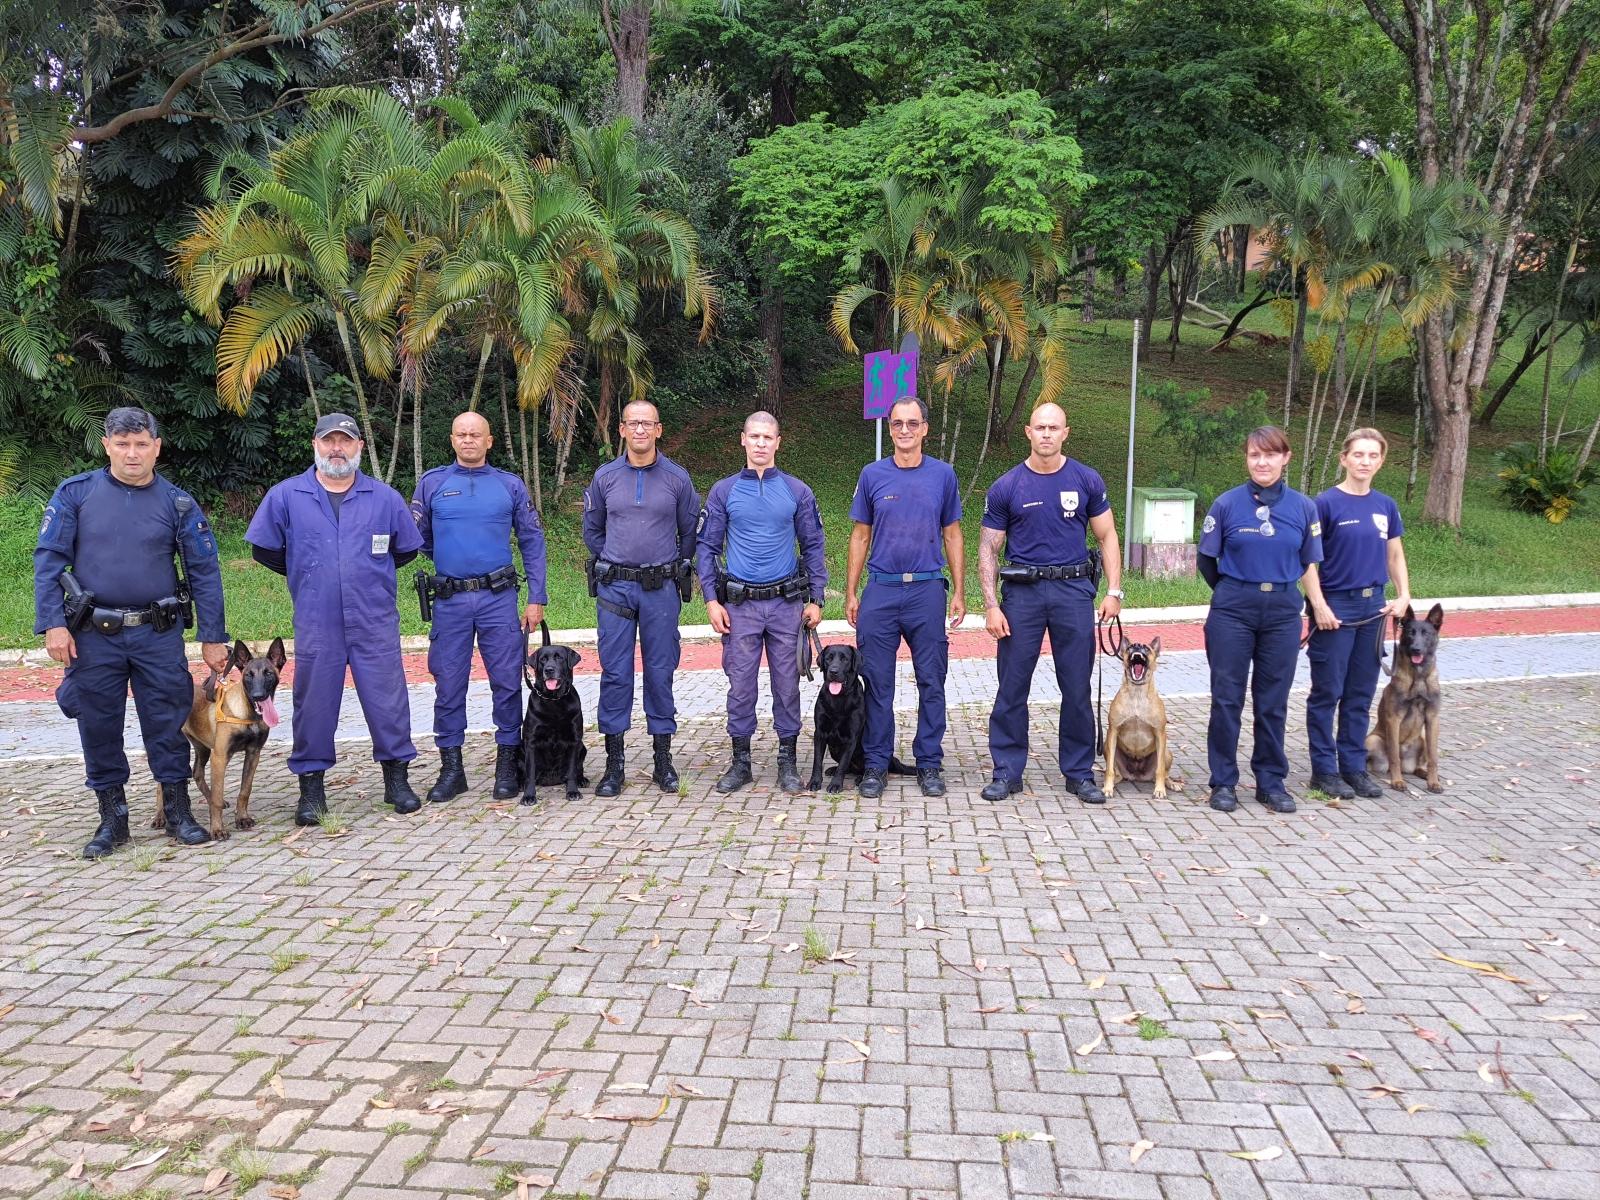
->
<box><xmin>521</xmin><ymin>633</ymin><xmax>588</xmax><ymax>805</ymax></box>
<box><xmin>806</xmin><ymin>644</ymin><xmax>914</xmax><ymax>792</ymax></box>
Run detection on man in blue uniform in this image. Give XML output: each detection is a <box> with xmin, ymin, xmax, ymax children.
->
<box><xmin>411</xmin><ymin>411</ymin><xmax>547</xmax><ymax>804</ymax></box>
<box><xmin>246</xmin><ymin>413</ymin><xmax>425</xmax><ymax>825</ymax></box>
<box><xmin>697</xmin><ymin>411</ymin><xmax>826</xmax><ymax>794</ymax></box>
<box><xmin>583</xmin><ymin>400</ymin><xmax>701</xmax><ymax>796</ymax></box>
<box><xmin>34</xmin><ymin>407</ymin><xmax>230</xmax><ymax>858</ymax></box>
<box><xmin>845</xmin><ymin>397</ymin><xmax>965</xmax><ymax>798</ymax></box>
<box><xmin>977</xmin><ymin>403</ymin><xmax>1123</xmax><ymax>804</ymax></box>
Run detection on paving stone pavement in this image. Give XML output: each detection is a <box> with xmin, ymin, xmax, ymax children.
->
<box><xmin>3</xmin><ymin>678</ymin><xmax>1600</xmax><ymax>1200</ymax></box>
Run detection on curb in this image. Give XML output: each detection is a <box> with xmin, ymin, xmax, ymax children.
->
<box><xmin>7</xmin><ymin>591</ymin><xmax>1600</xmax><ymax>667</ymax></box>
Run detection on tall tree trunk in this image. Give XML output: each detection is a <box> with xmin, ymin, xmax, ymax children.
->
<box><xmin>872</xmin><ymin>259</ymin><xmax>890</xmax><ymax>355</ymax></box>
<box><xmin>467</xmin><ymin>332</ymin><xmax>494</xmax><ymax>413</ymax></box>
<box><xmin>1113</xmin><ymin>265</ymin><xmax>1126</xmax><ymax>303</ymax></box>
<box><xmin>965</xmin><ymin>337</ymin><xmax>1005</xmax><ymax>503</ymax></box>
<box><xmin>331</xmin><ymin>309</ymin><xmax>380</xmax><ymax>452</ymax></box>
<box><xmin>528</xmin><ymin>405</ymin><xmax>541</xmax><ymax>512</ymax></box>
<box><xmin>1478</xmin><ymin>319</ymin><xmax>1555</xmax><ymax>427</ymax></box>
<box><xmin>1209</xmin><ymin>287</ymin><xmax>1272</xmax><ymax>351</ymax></box>
<box><xmin>497</xmin><ymin>361</ymin><xmax>517</xmax><ymax>472</ymax></box>
<box><xmin>1537</xmin><ymin>234</ymin><xmax>1579</xmax><ymax>464</ymax></box>
<box><xmin>602</xmin><ymin>2</ymin><xmax>652</xmax><ymax>121</ymax></box>
<box><xmin>995</xmin><ymin>351</ymin><xmax>1038</xmax><ymax>442</ymax></box>
<box><xmin>1080</xmin><ymin>244</ymin><xmax>1097</xmax><ymax>323</ymax></box>
<box><xmin>1167</xmin><ymin>239</ymin><xmax>1196</xmax><ymax>361</ymax></box>
<box><xmin>1140</xmin><ymin>241</ymin><xmax>1162</xmax><ymax>359</ymax></box>
<box><xmin>299</xmin><ymin>348</ymin><xmax>320</xmax><ymax>419</ymax></box>
<box><xmin>1285</xmin><ymin>278</ymin><xmax>1309</xmax><ymax>427</ymax></box>
<box><xmin>1405</xmin><ymin>360</ymin><xmax>1423</xmax><ymax>503</ymax></box>
<box><xmin>936</xmin><ymin>364</ymin><xmax>950</xmax><ymax>458</ymax></box>
<box><xmin>1577</xmin><ymin>400</ymin><xmax>1600</xmax><ymax>474</ymax></box>
<box><xmin>411</xmin><ymin>374</ymin><xmax>423</xmax><ymax>487</ymax></box>
<box><xmin>385</xmin><ymin>385</ymin><xmax>404</xmax><ymax>485</ymax></box>
<box><xmin>597</xmin><ymin>358</ymin><xmax>617</xmax><ymax>458</ymax></box>
<box><xmin>761</xmin><ymin>269</ymin><xmax>785</xmax><ymax>414</ymax></box>
<box><xmin>1235</xmin><ymin>223</ymin><xmax>1251</xmax><ymax>294</ymax></box>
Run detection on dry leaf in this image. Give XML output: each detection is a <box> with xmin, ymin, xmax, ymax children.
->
<box><xmin>116</xmin><ymin>1146</ymin><xmax>169</xmax><ymax>1171</ymax></box>
<box><xmin>129</xmin><ymin>1112</ymin><xmax>147</xmax><ymax>1134</ymax></box>
<box><xmin>1130</xmin><ymin>1139</ymin><xmax>1155</xmax><ymax>1164</ymax></box>
<box><xmin>601</xmin><ymin>1011</ymin><xmax>624</xmax><ymax>1025</ymax></box>
<box><xmin>0</xmin><ymin>1003</ymin><xmax>14</xmax><ymax>1021</ymax></box>
<box><xmin>1405</xmin><ymin>1103</ymin><xmax>1432</xmax><ymax>1114</ymax></box>
<box><xmin>1198</xmin><ymin>981</ymin><xmax>1233</xmax><ymax>991</ymax></box>
<box><xmin>1191</xmin><ymin>1050</ymin><xmax>1236</xmax><ymax>1062</ymax></box>
<box><xmin>1076</xmin><ymin>1032</ymin><xmax>1104</xmax><ymax>1055</ymax></box>
<box><xmin>370</xmin><ymin>1097</ymin><xmax>395</xmax><ymax>1109</ymax></box>
<box><xmin>1228</xmin><ymin>1146</ymin><xmax>1283</xmax><ymax>1162</ymax></box>
<box><xmin>270</xmin><ymin>1072</ymin><xmax>285</xmax><ymax>1098</ymax></box>
<box><xmin>773</xmin><ymin>813</ymin><xmax>787</xmax><ymax>826</ymax></box>
<box><xmin>266</xmin><ymin>1187</ymin><xmax>300</xmax><ymax>1200</ymax></box>
<box><xmin>607</xmin><ymin>1082</ymin><xmax>649</xmax><ymax>1092</ymax></box>
<box><xmin>1542</xmin><ymin>1012</ymin><xmax>1590</xmax><ymax>1023</ymax></box>
<box><xmin>1431</xmin><ymin>951</ymin><xmax>1526</xmax><ymax>983</ymax></box>
<box><xmin>1477</xmin><ymin>1062</ymin><xmax>1494</xmax><ymax>1083</ymax></box>
<box><xmin>1346</xmin><ymin>997</ymin><xmax>1367</xmax><ymax>1015</ymax></box>
<box><xmin>845</xmin><ymin>1039</ymin><xmax>871</xmax><ymax>1057</ymax></box>
<box><xmin>1058</xmin><ymin>948</ymin><xmax>1077</xmax><ymax>966</ymax></box>
<box><xmin>130</xmin><ymin>1059</ymin><xmax>143</xmax><ymax>1083</ymax></box>
<box><xmin>1087</xmin><ymin>975</ymin><xmax>1106</xmax><ymax>990</ymax></box>
<box><xmin>974</xmin><ymin>1005</ymin><xmax>1004</xmax><ymax>1014</ymax></box>
<box><xmin>782</xmin><ymin>942</ymin><xmax>799</xmax><ymax>953</ymax></box>
<box><xmin>66</xmin><ymin>1158</ymin><xmax>84</xmax><ymax>1181</ymax></box>
<box><xmin>1109</xmin><ymin>1010</ymin><xmax>1143</xmax><ymax>1025</ymax></box>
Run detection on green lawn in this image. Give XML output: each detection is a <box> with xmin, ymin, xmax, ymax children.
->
<box><xmin>3</xmin><ymin>313</ymin><xmax>1597</xmax><ymax>648</ymax></box>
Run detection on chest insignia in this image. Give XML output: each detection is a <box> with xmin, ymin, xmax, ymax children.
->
<box><xmin>1060</xmin><ymin>490</ymin><xmax>1079</xmax><ymax>516</ymax></box>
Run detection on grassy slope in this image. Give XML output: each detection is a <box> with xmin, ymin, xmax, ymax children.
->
<box><xmin>2</xmin><ymin>312</ymin><xmax>1597</xmax><ymax>646</ymax></box>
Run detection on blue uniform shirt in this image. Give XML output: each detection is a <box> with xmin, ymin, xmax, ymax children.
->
<box><xmin>410</xmin><ymin>463</ymin><xmax>548</xmax><ymax>603</ymax></box>
<box><xmin>849</xmin><ymin>455</ymin><xmax>962</xmax><ymax>575</ymax></box>
<box><xmin>1199</xmin><ymin>479</ymin><xmax>1323</xmax><ymax>585</ymax></box>
<box><xmin>982</xmin><ymin>458</ymin><xmax>1109</xmax><ymax>565</ymax></box>
<box><xmin>33</xmin><ymin>468</ymin><xmax>228</xmax><ymax>642</ymax></box>
<box><xmin>582</xmin><ymin>452</ymin><xmax>700</xmax><ymax>567</ymax></box>
<box><xmin>697</xmin><ymin>467</ymin><xmax>827</xmax><ymax>597</ymax></box>
<box><xmin>1315</xmin><ymin>487</ymin><xmax>1403</xmax><ymax>592</ymax></box>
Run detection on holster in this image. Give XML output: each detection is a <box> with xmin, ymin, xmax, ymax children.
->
<box><xmin>1089</xmin><ymin>547</ymin><xmax>1104</xmax><ymax>590</ymax></box>
<box><xmin>414</xmin><ymin>569</ymin><xmax>434</xmax><ymax>622</ymax></box>
<box><xmin>999</xmin><ymin>565</ymin><xmax>1039</xmax><ymax>585</ymax></box>
<box><xmin>675</xmin><ymin>559</ymin><xmax>693</xmax><ymax>603</ymax></box>
<box><xmin>60</xmin><ymin>573</ymin><xmax>94</xmax><ymax>634</ymax></box>
<box><xmin>585</xmin><ymin>557</ymin><xmax>599</xmax><ymax>598</ymax></box>
<box><xmin>176</xmin><ymin>580</ymin><xmax>194</xmax><ymax>630</ymax></box>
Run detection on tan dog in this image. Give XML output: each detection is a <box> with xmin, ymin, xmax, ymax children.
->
<box><xmin>1102</xmin><ymin>636</ymin><xmax>1181</xmax><ymax>798</ymax></box>
<box><xmin>1365</xmin><ymin>604</ymin><xmax>1444</xmax><ymax>793</ymax></box>
<box><xmin>155</xmin><ymin>638</ymin><xmax>286</xmax><ymax>839</ymax></box>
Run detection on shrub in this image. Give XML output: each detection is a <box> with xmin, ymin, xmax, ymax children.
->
<box><xmin>1495</xmin><ymin>442</ymin><xmax>1596</xmax><ymax>523</ymax></box>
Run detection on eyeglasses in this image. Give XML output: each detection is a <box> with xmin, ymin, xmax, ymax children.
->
<box><xmin>623</xmin><ymin>419</ymin><xmax>659</xmax><ymax>430</ymax></box>
<box><xmin>889</xmin><ymin>420</ymin><xmax>923</xmax><ymax>431</ymax></box>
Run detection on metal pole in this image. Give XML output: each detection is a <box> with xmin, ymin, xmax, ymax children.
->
<box><xmin>1123</xmin><ymin>319</ymin><xmax>1139</xmax><ymax>571</ymax></box>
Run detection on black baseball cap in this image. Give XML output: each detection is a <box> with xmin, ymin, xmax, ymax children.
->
<box><xmin>313</xmin><ymin>413</ymin><xmax>361</xmax><ymax>439</ymax></box>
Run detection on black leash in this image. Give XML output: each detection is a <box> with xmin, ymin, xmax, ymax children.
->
<box><xmin>522</xmin><ymin>620</ymin><xmax>554</xmax><ymax>689</ymax></box>
<box><xmin>1094</xmin><ymin>614</ymin><xmax>1125</xmax><ymax>757</ymax></box>
<box><xmin>799</xmin><ymin>624</ymin><xmax>825</xmax><ymax>682</ymax></box>
<box><xmin>1301</xmin><ymin>608</ymin><xmax>1392</xmax><ymax>674</ymax></box>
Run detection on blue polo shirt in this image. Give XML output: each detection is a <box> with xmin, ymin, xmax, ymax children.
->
<box><xmin>1199</xmin><ymin>480</ymin><xmax>1322</xmax><ymax>585</ymax></box>
<box><xmin>1315</xmin><ymin>486</ymin><xmax>1402</xmax><ymax>592</ymax></box>
<box><xmin>410</xmin><ymin>462</ymin><xmax>548</xmax><ymax>603</ymax></box>
<box><xmin>849</xmin><ymin>454</ymin><xmax>962</xmax><ymax>575</ymax></box>
<box><xmin>982</xmin><ymin>458</ymin><xmax>1109</xmax><ymax>565</ymax></box>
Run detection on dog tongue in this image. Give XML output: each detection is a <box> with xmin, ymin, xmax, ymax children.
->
<box><xmin>545</xmin><ymin>678</ymin><xmax>560</xmax><ymax>691</ymax></box>
<box><xmin>828</xmin><ymin>682</ymin><xmax>843</xmax><ymax>695</ymax></box>
<box><xmin>260</xmin><ymin>696</ymin><xmax>280</xmax><ymax>727</ymax></box>
<box><xmin>1411</xmin><ymin>652</ymin><xmax>1424</xmax><ymax>664</ymax></box>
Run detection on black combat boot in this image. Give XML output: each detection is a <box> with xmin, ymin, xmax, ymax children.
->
<box><xmin>427</xmin><ymin>746</ymin><xmax>468</xmax><ymax>804</ymax></box>
<box><xmin>652</xmin><ymin>733</ymin><xmax>679</xmax><ymax>792</ymax></box>
<box><xmin>493</xmin><ymin>743</ymin><xmax>521</xmax><ymax>800</ymax></box>
<box><xmin>295</xmin><ymin>771</ymin><xmax>328</xmax><ymax>826</ymax></box>
<box><xmin>595</xmin><ymin>733</ymin><xmax>626</xmax><ymax>797</ymax></box>
<box><xmin>775</xmin><ymin>735</ymin><xmax>803</xmax><ymax>795</ymax></box>
<box><xmin>715</xmin><ymin>736</ymin><xmax>753</xmax><ymax>793</ymax></box>
<box><xmin>161</xmin><ymin>779</ymin><xmax>211</xmax><ymax>846</ymax></box>
<box><xmin>381</xmin><ymin>760</ymin><xmax>422</xmax><ymax>815</ymax></box>
<box><xmin>83</xmin><ymin>785</ymin><xmax>130</xmax><ymax>860</ymax></box>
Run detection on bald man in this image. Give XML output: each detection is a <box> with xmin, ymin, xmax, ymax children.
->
<box><xmin>977</xmin><ymin>403</ymin><xmax>1122</xmax><ymax>804</ymax></box>
<box><xmin>411</xmin><ymin>412</ymin><xmax>548</xmax><ymax>805</ymax></box>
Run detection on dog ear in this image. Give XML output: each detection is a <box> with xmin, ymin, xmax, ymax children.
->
<box><xmin>1425</xmin><ymin>602</ymin><xmax>1443</xmax><ymax>630</ymax></box>
<box><xmin>230</xmin><ymin>639</ymin><xmax>253</xmax><ymax>670</ymax></box>
<box><xmin>266</xmin><ymin>637</ymin><xmax>288</xmax><ymax>668</ymax></box>
<box><xmin>560</xmin><ymin>646</ymin><xmax>580</xmax><ymax>670</ymax></box>
<box><xmin>1402</xmin><ymin>604</ymin><xmax>1416</xmax><ymax>623</ymax></box>
<box><xmin>1150</xmin><ymin>634</ymin><xmax>1161</xmax><ymax>658</ymax></box>
<box><xmin>845</xmin><ymin>646</ymin><xmax>860</xmax><ymax>674</ymax></box>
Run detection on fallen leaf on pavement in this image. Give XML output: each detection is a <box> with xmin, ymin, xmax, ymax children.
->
<box><xmin>1109</xmin><ymin>1010</ymin><xmax>1143</xmax><ymax>1025</ymax></box>
<box><xmin>975</xmin><ymin>1005</ymin><xmax>1004</xmax><ymax>1014</ymax></box>
<box><xmin>1541</xmin><ymin>1012</ymin><xmax>1590</xmax><ymax>1023</ymax></box>
<box><xmin>266</xmin><ymin>1187</ymin><xmax>300</xmax><ymax>1200</ymax></box>
<box><xmin>130</xmin><ymin>1059</ymin><xmax>143</xmax><ymax>1083</ymax></box>
<box><xmin>844</xmin><ymin>1039</ymin><xmax>871</xmax><ymax>1057</ymax></box>
<box><xmin>1191</xmin><ymin>1051</ymin><xmax>1236</xmax><ymax>1062</ymax></box>
<box><xmin>370</xmin><ymin>1097</ymin><xmax>394</xmax><ymax>1109</ymax></box>
<box><xmin>1087</xmin><ymin>975</ymin><xmax>1106</xmax><ymax>989</ymax></box>
<box><xmin>1228</xmin><ymin>1146</ymin><xmax>1283</xmax><ymax>1162</ymax></box>
<box><xmin>65</xmin><ymin>1158</ymin><xmax>84</xmax><ymax>1180</ymax></box>
<box><xmin>116</xmin><ymin>1146</ymin><xmax>169</xmax><ymax>1171</ymax></box>
<box><xmin>1431</xmin><ymin>951</ymin><xmax>1526</xmax><ymax>984</ymax></box>
<box><xmin>1076</xmin><ymin>1032</ymin><xmax>1104</xmax><ymax>1055</ymax></box>
<box><xmin>1130</xmin><ymin>1139</ymin><xmax>1154</xmax><ymax>1164</ymax></box>
<box><xmin>270</xmin><ymin>1072</ymin><xmax>285</xmax><ymax>1098</ymax></box>
<box><xmin>1346</xmin><ymin>997</ymin><xmax>1367</xmax><ymax>1014</ymax></box>
<box><xmin>1406</xmin><ymin>1103</ymin><xmax>1432</xmax><ymax>1114</ymax></box>
<box><xmin>1478</xmin><ymin>1062</ymin><xmax>1495</xmax><ymax>1083</ymax></box>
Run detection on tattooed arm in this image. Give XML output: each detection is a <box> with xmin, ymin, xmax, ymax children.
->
<box><xmin>979</xmin><ymin>526</ymin><xmax>1009</xmax><ymax>639</ymax></box>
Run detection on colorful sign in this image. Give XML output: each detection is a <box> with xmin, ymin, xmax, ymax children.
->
<box><xmin>863</xmin><ymin>348</ymin><xmax>918</xmax><ymax>420</ymax></box>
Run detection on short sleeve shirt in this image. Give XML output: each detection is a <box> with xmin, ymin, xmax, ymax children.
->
<box><xmin>1314</xmin><ymin>487</ymin><xmax>1403</xmax><ymax>591</ymax></box>
<box><xmin>981</xmin><ymin>458</ymin><xmax>1110</xmax><ymax>566</ymax></box>
<box><xmin>849</xmin><ymin>455</ymin><xmax>962</xmax><ymax>575</ymax></box>
<box><xmin>1198</xmin><ymin>482</ymin><xmax>1322</xmax><ymax>585</ymax></box>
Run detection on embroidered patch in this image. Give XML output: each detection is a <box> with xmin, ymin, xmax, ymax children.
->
<box><xmin>39</xmin><ymin>506</ymin><xmax>54</xmax><ymax>538</ymax></box>
<box><xmin>1060</xmin><ymin>490</ymin><xmax>1080</xmax><ymax>516</ymax></box>
<box><xmin>1372</xmin><ymin>513</ymin><xmax>1389</xmax><ymax>537</ymax></box>
<box><xmin>1309</xmin><ymin>521</ymin><xmax>1322</xmax><ymax>537</ymax></box>
<box><xmin>1202</xmin><ymin>514</ymin><xmax>1216</xmax><ymax>534</ymax></box>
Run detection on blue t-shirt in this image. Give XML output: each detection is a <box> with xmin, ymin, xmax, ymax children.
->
<box><xmin>1199</xmin><ymin>480</ymin><xmax>1323</xmax><ymax>585</ymax></box>
<box><xmin>849</xmin><ymin>455</ymin><xmax>962</xmax><ymax>575</ymax></box>
<box><xmin>982</xmin><ymin>458</ymin><xmax>1109</xmax><ymax>566</ymax></box>
<box><xmin>1315</xmin><ymin>486</ymin><xmax>1403</xmax><ymax>592</ymax></box>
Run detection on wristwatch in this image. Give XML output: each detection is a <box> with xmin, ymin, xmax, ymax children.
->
<box><xmin>1106</xmin><ymin>588</ymin><xmax>1125</xmax><ymax>600</ymax></box>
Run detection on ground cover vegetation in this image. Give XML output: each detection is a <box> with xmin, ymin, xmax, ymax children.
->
<box><xmin>1</xmin><ymin>1</ymin><xmax>1597</xmax><ymax>646</ymax></box>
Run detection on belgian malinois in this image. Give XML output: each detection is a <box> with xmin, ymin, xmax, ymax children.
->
<box><xmin>1365</xmin><ymin>604</ymin><xmax>1444</xmax><ymax>793</ymax></box>
<box><xmin>155</xmin><ymin>638</ymin><xmax>286</xmax><ymax>839</ymax></box>
<box><xmin>1102</xmin><ymin>636</ymin><xmax>1182</xmax><ymax>798</ymax></box>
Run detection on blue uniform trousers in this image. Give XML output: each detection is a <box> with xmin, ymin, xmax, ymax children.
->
<box><xmin>1305</xmin><ymin>590</ymin><xmax>1386</xmax><ymax>776</ymax></box>
<box><xmin>723</xmin><ymin>595</ymin><xmax>804</xmax><ymax>739</ymax></box>
<box><xmin>59</xmin><ymin>623</ymin><xmax>193</xmax><ymax>790</ymax></box>
<box><xmin>857</xmin><ymin>578</ymin><xmax>948</xmax><ymax>770</ymax></box>
<box><xmin>989</xmin><ymin>578</ymin><xmax>1097</xmax><ymax>783</ymax></box>
<box><xmin>429</xmin><ymin>587</ymin><xmax>524</xmax><ymax>748</ymax></box>
<box><xmin>596</xmin><ymin>579</ymin><xmax>681</xmax><ymax>736</ymax></box>
<box><xmin>291</xmin><ymin>628</ymin><xmax>415</xmax><ymax>774</ymax></box>
<box><xmin>1204</xmin><ymin>580</ymin><xmax>1303</xmax><ymax>791</ymax></box>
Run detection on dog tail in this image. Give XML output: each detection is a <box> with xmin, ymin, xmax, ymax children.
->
<box><xmin>886</xmin><ymin>757</ymin><xmax>917</xmax><ymax>775</ymax></box>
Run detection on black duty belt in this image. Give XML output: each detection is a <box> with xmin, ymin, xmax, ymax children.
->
<box><xmin>999</xmin><ymin>561</ymin><xmax>1096</xmax><ymax>583</ymax></box>
<box><xmin>598</xmin><ymin>560</ymin><xmax>675</xmax><ymax>590</ymax></box>
<box><xmin>725</xmin><ymin>572</ymin><xmax>809</xmax><ymax>604</ymax></box>
<box><xmin>435</xmin><ymin>566</ymin><xmax>518</xmax><ymax>599</ymax></box>
<box><xmin>89</xmin><ymin>599</ymin><xmax>182</xmax><ymax>635</ymax></box>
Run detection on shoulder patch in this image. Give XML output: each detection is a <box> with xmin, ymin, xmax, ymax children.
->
<box><xmin>1202</xmin><ymin>514</ymin><xmax>1217</xmax><ymax>534</ymax></box>
<box><xmin>39</xmin><ymin>505</ymin><xmax>55</xmax><ymax>538</ymax></box>
<box><xmin>1309</xmin><ymin>521</ymin><xmax>1322</xmax><ymax>537</ymax></box>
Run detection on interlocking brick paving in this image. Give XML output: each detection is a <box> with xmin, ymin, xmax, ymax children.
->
<box><xmin>2</xmin><ymin>677</ymin><xmax>1599</xmax><ymax>1200</ymax></box>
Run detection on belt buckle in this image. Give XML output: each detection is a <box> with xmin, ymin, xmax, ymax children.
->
<box><xmin>1361</xmin><ymin>587</ymin><xmax>1374</xmax><ymax>597</ymax></box>
<box><xmin>1259</xmin><ymin>582</ymin><xmax>1272</xmax><ymax>592</ymax></box>
<box><xmin>902</xmin><ymin>572</ymin><xmax>914</xmax><ymax>583</ymax></box>
<box><xmin>124</xmin><ymin>611</ymin><xmax>145</xmax><ymax>626</ymax></box>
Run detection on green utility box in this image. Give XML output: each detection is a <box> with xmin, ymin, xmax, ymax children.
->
<box><xmin>1128</xmin><ymin>487</ymin><xmax>1198</xmax><ymax>580</ymax></box>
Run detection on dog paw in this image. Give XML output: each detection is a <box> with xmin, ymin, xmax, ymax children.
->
<box><xmin>211</xmin><ymin>827</ymin><xmax>229</xmax><ymax>842</ymax></box>
<box><xmin>826</xmin><ymin>781</ymin><xmax>844</xmax><ymax>794</ymax></box>
<box><xmin>564</xmin><ymin>789</ymin><xmax>581</xmax><ymax>801</ymax></box>
<box><xmin>150</xmin><ymin>814</ymin><xmax>165</xmax><ymax>829</ymax></box>
<box><xmin>1151</xmin><ymin>785</ymin><xmax>1166</xmax><ymax>800</ymax></box>
<box><xmin>522</xmin><ymin>795</ymin><xmax>541</xmax><ymax>807</ymax></box>
<box><xmin>1427</xmin><ymin>781</ymin><xmax>1445</xmax><ymax>794</ymax></box>
<box><xmin>235</xmin><ymin>816</ymin><xmax>256</xmax><ymax>831</ymax></box>
<box><xmin>1387</xmin><ymin>778</ymin><xmax>1408</xmax><ymax>792</ymax></box>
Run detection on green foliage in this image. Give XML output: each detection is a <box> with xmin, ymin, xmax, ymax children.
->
<box><xmin>1495</xmin><ymin>443</ymin><xmax>1596</xmax><ymax>524</ymax></box>
<box><xmin>1147</xmin><ymin>381</ymin><xmax>1269</xmax><ymax>487</ymax></box>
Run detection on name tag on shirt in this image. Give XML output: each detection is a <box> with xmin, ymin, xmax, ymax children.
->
<box><xmin>371</xmin><ymin>534</ymin><xmax>390</xmax><ymax>556</ymax></box>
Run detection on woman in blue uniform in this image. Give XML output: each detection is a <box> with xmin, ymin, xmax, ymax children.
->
<box><xmin>1305</xmin><ymin>428</ymin><xmax>1411</xmax><ymax>800</ymax></box>
<box><xmin>1197</xmin><ymin>426</ymin><xmax>1328</xmax><ymax>814</ymax></box>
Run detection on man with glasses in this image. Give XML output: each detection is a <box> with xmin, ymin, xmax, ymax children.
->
<box><xmin>696</xmin><ymin>411</ymin><xmax>826</xmax><ymax>794</ymax></box>
<box><xmin>845</xmin><ymin>397</ymin><xmax>965</xmax><ymax>798</ymax></box>
<box><xmin>977</xmin><ymin>402</ymin><xmax>1123</xmax><ymax>805</ymax></box>
<box><xmin>583</xmin><ymin>400</ymin><xmax>701</xmax><ymax>796</ymax></box>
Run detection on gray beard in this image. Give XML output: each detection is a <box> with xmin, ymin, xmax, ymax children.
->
<box><xmin>315</xmin><ymin>449</ymin><xmax>360</xmax><ymax>479</ymax></box>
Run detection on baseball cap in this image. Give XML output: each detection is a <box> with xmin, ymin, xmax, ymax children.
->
<box><xmin>313</xmin><ymin>413</ymin><xmax>361</xmax><ymax>439</ymax></box>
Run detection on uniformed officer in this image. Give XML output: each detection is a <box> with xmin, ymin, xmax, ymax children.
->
<box><xmin>845</xmin><ymin>396</ymin><xmax>965</xmax><ymax>798</ymax></box>
<box><xmin>696</xmin><ymin>411</ymin><xmax>826</xmax><ymax>794</ymax></box>
<box><xmin>246</xmin><ymin>413</ymin><xmax>425</xmax><ymax>824</ymax></box>
<box><xmin>977</xmin><ymin>403</ymin><xmax>1123</xmax><ymax>804</ymax></box>
<box><xmin>33</xmin><ymin>407</ymin><xmax>230</xmax><ymax>858</ymax></box>
<box><xmin>1306</xmin><ymin>427</ymin><xmax>1411</xmax><ymax>800</ymax></box>
<box><xmin>1197</xmin><ymin>426</ymin><xmax>1328</xmax><ymax>814</ymax></box>
<box><xmin>582</xmin><ymin>399</ymin><xmax>701</xmax><ymax>796</ymax></box>
<box><xmin>411</xmin><ymin>411</ymin><xmax>548</xmax><ymax>804</ymax></box>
